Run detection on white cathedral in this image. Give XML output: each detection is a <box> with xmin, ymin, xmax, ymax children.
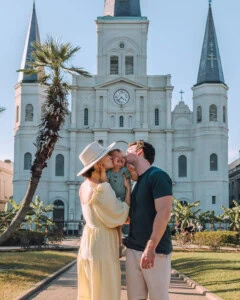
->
<box><xmin>13</xmin><ymin>0</ymin><xmax>229</xmax><ymax>230</ymax></box>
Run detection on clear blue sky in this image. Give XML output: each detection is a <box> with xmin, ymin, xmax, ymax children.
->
<box><xmin>0</xmin><ymin>0</ymin><xmax>239</xmax><ymax>163</ymax></box>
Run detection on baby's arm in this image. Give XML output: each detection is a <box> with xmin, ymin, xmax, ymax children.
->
<box><xmin>126</xmin><ymin>163</ymin><xmax>138</xmax><ymax>181</ymax></box>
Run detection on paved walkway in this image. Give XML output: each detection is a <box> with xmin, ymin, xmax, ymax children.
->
<box><xmin>31</xmin><ymin>259</ymin><xmax>209</xmax><ymax>300</ymax></box>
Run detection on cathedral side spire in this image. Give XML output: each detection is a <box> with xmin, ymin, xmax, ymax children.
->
<box><xmin>18</xmin><ymin>2</ymin><xmax>41</xmax><ymax>83</ymax></box>
<box><xmin>104</xmin><ymin>0</ymin><xmax>141</xmax><ymax>17</ymax></box>
<box><xmin>196</xmin><ymin>2</ymin><xmax>225</xmax><ymax>86</ymax></box>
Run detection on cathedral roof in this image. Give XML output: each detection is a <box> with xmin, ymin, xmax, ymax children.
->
<box><xmin>18</xmin><ymin>2</ymin><xmax>41</xmax><ymax>83</ymax></box>
<box><xmin>196</xmin><ymin>3</ymin><xmax>225</xmax><ymax>86</ymax></box>
<box><xmin>104</xmin><ymin>0</ymin><xmax>141</xmax><ymax>17</ymax></box>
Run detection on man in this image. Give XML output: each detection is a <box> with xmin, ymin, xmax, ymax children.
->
<box><xmin>125</xmin><ymin>141</ymin><xmax>173</xmax><ymax>300</ymax></box>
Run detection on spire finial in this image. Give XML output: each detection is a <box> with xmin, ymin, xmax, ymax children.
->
<box><xmin>209</xmin><ymin>0</ymin><xmax>212</xmax><ymax>6</ymax></box>
<box><xmin>179</xmin><ymin>90</ymin><xmax>184</xmax><ymax>102</ymax></box>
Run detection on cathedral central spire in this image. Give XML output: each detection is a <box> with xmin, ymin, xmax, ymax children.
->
<box><xmin>104</xmin><ymin>0</ymin><xmax>141</xmax><ymax>17</ymax></box>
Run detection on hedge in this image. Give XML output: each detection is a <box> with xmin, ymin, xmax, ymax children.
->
<box><xmin>193</xmin><ymin>231</ymin><xmax>240</xmax><ymax>249</ymax></box>
<box><xmin>2</xmin><ymin>230</ymin><xmax>45</xmax><ymax>246</ymax></box>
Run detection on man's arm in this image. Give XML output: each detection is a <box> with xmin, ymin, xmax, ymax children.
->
<box><xmin>140</xmin><ymin>195</ymin><xmax>172</xmax><ymax>269</ymax></box>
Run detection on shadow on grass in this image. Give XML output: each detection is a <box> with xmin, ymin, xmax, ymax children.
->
<box><xmin>172</xmin><ymin>256</ymin><xmax>240</xmax><ymax>295</ymax></box>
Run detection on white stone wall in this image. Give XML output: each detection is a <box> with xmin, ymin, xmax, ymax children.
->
<box><xmin>13</xmin><ymin>13</ymin><xmax>229</xmax><ymax>222</ymax></box>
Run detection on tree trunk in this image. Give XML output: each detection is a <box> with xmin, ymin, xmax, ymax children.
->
<box><xmin>0</xmin><ymin>170</ymin><xmax>42</xmax><ymax>245</ymax></box>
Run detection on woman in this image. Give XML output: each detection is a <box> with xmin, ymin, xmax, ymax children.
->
<box><xmin>77</xmin><ymin>141</ymin><xmax>130</xmax><ymax>300</ymax></box>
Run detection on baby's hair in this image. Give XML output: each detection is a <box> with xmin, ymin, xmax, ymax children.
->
<box><xmin>108</xmin><ymin>149</ymin><xmax>122</xmax><ymax>156</ymax></box>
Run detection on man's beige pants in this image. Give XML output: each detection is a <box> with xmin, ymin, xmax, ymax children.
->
<box><xmin>126</xmin><ymin>248</ymin><xmax>171</xmax><ymax>300</ymax></box>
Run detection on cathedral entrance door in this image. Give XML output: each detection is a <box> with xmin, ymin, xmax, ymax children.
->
<box><xmin>53</xmin><ymin>200</ymin><xmax>64</xmax><ymax>231</ymax></box>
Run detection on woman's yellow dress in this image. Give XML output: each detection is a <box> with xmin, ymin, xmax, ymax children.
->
<box><xmin>77</xmin><ymin>182</ymin><xmax>129</xmax><ymax>300</ymax></box>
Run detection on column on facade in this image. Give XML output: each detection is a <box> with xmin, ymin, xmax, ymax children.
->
<box><xmin>135</xmin><ymin>92</ymin><xmax>141</xmax><ymax>128</ymax></box>
<box><xmin>71</xmin><ymin>86</ymin><xmax>77</xmax><ymax>129</ymax></box>
<box><xmin>166</xmin><ymin>131</ymin><xmax>173</xmax><ymax>178</ymax></box>
<box><xmin>69</xmin><ymin>131</ymin><xmax>77</xmax><ymax>181</ymax></box>
<box><xmin>102</xmin><ymin>91</ymin><xmax>108</xmax><ymax>128</ymax></box>
<box><xmin>95</xmin><ymin>91</ymin><xmax>101</xmax><ymax>128</ymax></box>
<box><xmin>142</xmin><ymin>91</ymin><xmax>148</xmax><ymax>128</ymax></box>
<box><xmin>166</xmin><ymin>88</ymin><xmax>172</xmax><ymax>130</ymax></box>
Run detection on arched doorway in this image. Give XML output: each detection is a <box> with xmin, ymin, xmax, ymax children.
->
<box><xmin>53</xmin><ymin>200</ymin><xmax>64</xmax><ymax>231</ymax></box>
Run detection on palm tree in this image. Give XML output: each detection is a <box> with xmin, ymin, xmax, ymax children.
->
<box><xmin>0</xmin><ymin>107</ymin><xmax>6</xmax><ymax>113</ymax></box>
<box><xmin>0</xmin><ymin>199</ymin><xmax>33</xmax><ymax>232</ymax></box>
<box><xmin>28</xmin><ymin>196</ymin><xmax>54</xmax><ymax>232</ymax></box>
<box><xmin>222</xmin><ymin>200</ymin><xmax>240</xmax><ymax>232</ymax></box>
<box><xmin>171</xmin><ymin>198</ymin><xmax>201</xmax><ymax>230</ymax></box>
<box><xmin>0</xmin><ymin>37</ymin><xmax>90</xmax><ymax>245</ymax></box>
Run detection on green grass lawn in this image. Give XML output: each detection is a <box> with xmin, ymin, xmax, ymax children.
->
<box><xmin>172</xmin><ymin>251</ymin><xmax>240</xmax><ymax>300</ymax></box>
<box><xmin>0</xmin><ymin>251</ymin><xmax>77</xmax><ymax>300</ymax></box>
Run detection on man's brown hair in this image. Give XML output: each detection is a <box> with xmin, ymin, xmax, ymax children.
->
<box><xmin>128</xmin><ymin>141</ymin><xmax>155</xmax><ymax>165</ymax></box>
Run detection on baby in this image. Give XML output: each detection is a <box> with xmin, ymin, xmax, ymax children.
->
<box><xmin>100</xmin><ymin>149</ymin><xmax>138</xmax><ymax>256</ymax></box>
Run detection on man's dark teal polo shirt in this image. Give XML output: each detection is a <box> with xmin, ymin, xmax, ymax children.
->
<box><xmin>125</xmin><ymin>166</ymin><xmax>173</xmax><ymax>254</ymax></box>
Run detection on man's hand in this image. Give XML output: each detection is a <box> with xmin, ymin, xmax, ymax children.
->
<box><xmin>140</xmin><ymin>243</ymin><xmax>155</xmax><ymax>269</ymax></box>
<box><xmin>126</xmin><ymin>163</ymin><xmax>135</xmax><ymax>172</ymax></box>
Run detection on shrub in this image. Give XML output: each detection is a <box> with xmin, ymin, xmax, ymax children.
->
<box><xmin>193</xmin><ymin>231</ymin><xmax>240</xmax><ymax>250</ymax></box>
<box><xmin>2</xmin><ymin>230</ymin><xmax>45</xmax><ymax>246</ymax></box>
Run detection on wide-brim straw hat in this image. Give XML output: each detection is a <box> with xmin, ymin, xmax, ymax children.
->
<box><xmin>77</xmin><ymin>141</ymin><xmax>116</xmax><ymax>176</ymax></box>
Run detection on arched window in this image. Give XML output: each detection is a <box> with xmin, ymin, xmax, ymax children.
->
<box><xmin>128</xmin><ymin>116</ymin><xmax>133</xmax><ymax>128</ymax></box>
<box><xmin>197</xmin><ymin>106</ymin><xmax>202</xmax><ymax>123</ymax></box>
<box><xmin>55</xmin><ymin>154</ymin><xmax>64</xmax><ymax>176</ymax></box>
<box><xmin>155</xmin><ymin>109</ymin><xmax>159</xmax><ymax>126</ymax></box>
<box><xmin>223</xmin><ymin>106</ymin><xmax>226</xmax><ymax>123</ymax></box>
<box><xmin>210</xmin><ymin>153</ymin><xmax>218</xmax><ymax>171</ymax></box>
<box><xmin>125</xmin><ymin>56</ymin><xmax>134</xmax><ymax>75</ymax></box>
<box><xmin>84</xmin><ymin>108</ymin><xmax>88</xmax><ymax>126</ymax></box>
<box><xmin>24</xmin><ymin>152</ymin><xmax>32</xmax><ymax>170</ymax></box>
<box><xmin>98</xmin><ymin>140</ymin><xmax>103</xmax><ymax>146</ymax></box>
<box><xmin>25</xmin><ymin>104</ymin><xmax>33</xmax><ymax>121</ymax></box>
<box><xmin>111</xmin><ymin>115</ymin><xmax>115</xmax><ymax>127</ymax></box>
<box><xmin>119</xmin><ymin>116</ymin><xmax>124</xmax><ymax>128</ymax></box>
<box><xmin>110</xmin><ymin>56</ymin><xmax>119</xmax><ymax>75</ymax></box>
<box><xmin>16</xmin><ymin>105</ymin><xmax>19</xmax><ymax>123</ymax></box>
<box><xmin>209</xmin><ymin>104</ymin><xmax>217</xmax><ymax>122</ymax></box>
<box><xmin>178</xmin><ymin>155</ymin><xmax>187</xmax><ymax>177</ymax></box>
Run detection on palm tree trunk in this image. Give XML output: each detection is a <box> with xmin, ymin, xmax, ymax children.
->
<box><xmin>0</xmin><ymin>169</ymin><xmax>42</xmax><ymax>244</ymax></box>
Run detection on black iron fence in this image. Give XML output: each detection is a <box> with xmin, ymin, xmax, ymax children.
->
<box><xmin>54</xmin><ymin>220</ymin><xmax>84</xmax><ymax>236</ymax></box>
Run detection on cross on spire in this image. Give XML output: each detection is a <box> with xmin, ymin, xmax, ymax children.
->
<box><xmin>179</xmin><ymin>90</ymin><xmax>184</xmax><ymax>101</ymax></box>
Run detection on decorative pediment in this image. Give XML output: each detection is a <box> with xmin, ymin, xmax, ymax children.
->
<box><xmin>173</xmin><ymin>146</ymin><xmax>194</xmax><ymax>152</ymax></box>
<box><xmin>95</xmin><ymin>77</ymin><xmax>147</xmax><ymax>89</ymax></box>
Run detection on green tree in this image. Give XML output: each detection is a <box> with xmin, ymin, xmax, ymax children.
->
<box><xmin>221</xmin><ymin>200</ymin><xmax>240</xmax><ymax>232</ymax></box>
<box><xmin>0</xmin><ymin>37</ymin><xmax>90</xmax><ymax>245</ymax></box>
<box><xmin>27</xmin><ymin>196</ymin><xmax>54</xmax><ymax>232</ymax></box>
<box><xmin>0</xmin><ymin>199</ymin><xmax>33</xmax><ymax>232</ymax></box>
<box><xmin>171</xmin><ymin>198</ymin><xmax>201</xmax><ymax>230</ymax></box>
